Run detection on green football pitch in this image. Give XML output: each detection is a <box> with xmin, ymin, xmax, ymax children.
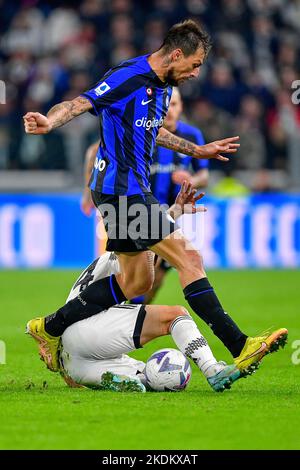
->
<box><xmin>0</xmin><ymin>269</ymin><xmax>299</xmax><ymax>450</ymax></box>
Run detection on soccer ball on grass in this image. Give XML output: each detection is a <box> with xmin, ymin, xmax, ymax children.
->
<box><xmin>145</xmin><ymin>348</ymin><xmax>191</xmax><ymax>392</ymax></box>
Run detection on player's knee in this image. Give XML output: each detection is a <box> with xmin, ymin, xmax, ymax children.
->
<box><xmin>132</xmin><ymin>274</ymin><xmax>154</xmax><ymax>295</ymax></box>
<box><xmin>170</xmin><ymin>240</ymin><xmax>205</xmax><ymax>276</ymax></box>
<box><xmin>186</xmin><ymin>249</ymin><xmax>204</xmax><ymax>268</ymax></box>
<box><xmin>172</xmin><ymin>305</ymin><xmax>190</xmax><ymax>319</ymax></box>
<box><xmin>162</xmin><ymin>305</ymin><xmax>190</xmax><ymax>334</ymax></box>
<box><xmin>183</xmin><ymin>250</ymin><xmax>205</xmax><ymax>277</ymax></box>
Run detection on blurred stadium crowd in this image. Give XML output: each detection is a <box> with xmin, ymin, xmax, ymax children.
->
<box><xmin>0</xmin><ymin>0</ymin><xmax>300</xmax><ymax>190</ymax></box>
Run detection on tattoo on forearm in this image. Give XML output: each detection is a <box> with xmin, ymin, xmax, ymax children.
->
<box><xmin>47</xmin><ymin>96</ymin><xmax>92</xmax><ymax>130</ymax></box>
<box><xmin>156</xmin><ymin>131</ymin><xmax>198</xmax><ymax>157</ymax></box>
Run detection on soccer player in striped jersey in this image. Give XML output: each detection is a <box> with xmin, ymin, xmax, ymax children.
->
<box><xmin>80</xmin><ymin>88</ymin><xmax>208</xmax><ymax>216</ymax></box>
<box><xmin>81</xmin><ymin>87</ymin><xmax>209</xmax><ymax>304</ymax></box>
<box><xmin>24</xmin><ymin>19</ymin><xmax>287</xmax><ymax>376</ymax></box>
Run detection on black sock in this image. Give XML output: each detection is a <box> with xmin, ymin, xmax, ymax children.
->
<box><xmin>45</xmin><ymin>275</ymin><xmax>127</xmax><ymax>336</ymax></box>
<box><xmin>183</xmin><ymin>278</ymin><xmax>247</xmax><ymax>357</ymax></box>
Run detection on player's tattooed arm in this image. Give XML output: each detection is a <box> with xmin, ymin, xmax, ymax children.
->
<box><xmin>157</xmin><ymin>127</ymin><xmax>199</xmax><ymax>157</ymax></box>
<box><xmin>23</xmin><ymin>96</ymin><xmax>93</xmax><ymax>135</ymax></box>
<box><xmin>156</xmin><ymin>127</ymin><xmax>240</xmax><ymax>162</ymax></box>
<box><xmin>47</xmin><ymin>96</ymin><xmax>93</xmax><ymax>129</ymax></box>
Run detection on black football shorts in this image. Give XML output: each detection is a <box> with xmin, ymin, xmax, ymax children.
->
<box><xmin>91</xmin><ymin>191</ymin><xmax>176</xmax><ymax>252</ymax></box>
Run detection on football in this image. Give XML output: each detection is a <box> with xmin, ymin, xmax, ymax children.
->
<box><xmin>145</xmin><ymin>348</ymin><xmax>192</xmax><ymax>392</ymax></box>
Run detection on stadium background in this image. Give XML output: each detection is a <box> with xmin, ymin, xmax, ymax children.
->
<box><xmin>1</xmin><ymin>0</ymin><xmax>300</xmax><ymax>268</ymax></box>
<box><xmin>0</xmin><ymin>0</ymin><xmax>300</xmax><ymax>452</ymax></box>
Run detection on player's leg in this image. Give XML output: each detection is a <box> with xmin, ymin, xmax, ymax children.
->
<box><xmin>149</xmin><ymin>230</ymin><xmax>248</xmax><ymax>358</ymax></box>
<box><xmin>116</xmin><ymin>251</ymin><xmax>156</xmax><ymax>304</ymax></box>
<box><xmin>59</xmin><ymin>301</ymin><xmax>238</xmax><ymax>392</ymax></box>
<box><xmin>36</xmin><ymin>192</ymin><xmax>160</xmax><ymax>343</ymax></box>
<box><xmin>143</xmin><ymin>258</ymin><xmax>170</xmax><ymax>304</ymax></box>
<box><xmin>115</xmin><ymin>250</ymin><xmax>155</xmax><ymax>299</ymax></box>
<box><xmin>42</xmin><ymin>195</ymin><xmax>156</xmax><ymax>335</ymax></box>
<box><xmin>30</xmin><ymin>250</ymin><xmax>152</xmax><ymax>338</ymax></box>
<box><xmin>140</xmin><ymin>305</ymin><xmax>240</xmax><ymax>391</ymax></box>
<box><xmin>149</xmin><ymin>231</ymin><xmax>288</xmax><ymax>372</ymax></box>
<box><xmin>26</xmin><ymin>193</ymin><xmax>163</xmax><ymax>371</ymax></box>
<box><xmin>26</xmin><ymin>248</ymin><xmax>155</xmax><ymax>371</ymax></box>
<box><xmin>59</xmin><ymin>303</ymin><xmax>149</xmax><ymax>391</ymax></box>
<box><xmin>60</xmin><ymin>352</ymin><xmax>146</xmax><ymax>392</ymax></box>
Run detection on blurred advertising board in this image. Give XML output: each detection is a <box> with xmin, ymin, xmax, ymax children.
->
<box><xmin>0</xmin><ymin>193</ymin><xmax>299</xmax><ymax>269</ymax></box>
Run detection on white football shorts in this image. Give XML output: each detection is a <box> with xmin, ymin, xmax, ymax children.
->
<box><xmin>60</xmin><ymin>303</ymin><xmax>146</xmax><ymax>387</ymax></box>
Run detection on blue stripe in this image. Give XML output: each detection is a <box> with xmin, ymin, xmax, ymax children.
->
<box><xmin>109</xmin><ymin>275</ymin><xmax>119</xmax><ymax>304</ymax></box>
<box><xmin>101</xmin><ymin>113</ymin><xmax>116</xmax><ymax>192</ymax></box>
<box><xmin>188</xmin><ymin>288</ymin><xmax>214</xmax><ymax>298</ymax></box>
<box><xmin>127</xmin><ymin>167</ymin><xmax>143</xmax><ymax>195</ymax></box>
<box><xmin>128</xmin><ymin>90</ymin><xmax>145</xmax><ymax>195</ymax></box>
<box><xmin>113</xmin><ymin>114</ymin><xmax>127</xmax><ymax>194</ymax></box>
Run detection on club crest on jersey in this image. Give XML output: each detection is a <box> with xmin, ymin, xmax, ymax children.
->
<box><xmin>95</xmin><ymin>82</ymin><xmax>111</xmax><ymax>96</ymax></box>
<box><xmin>146</xmin><ymin>87</ymin><xmax>153</xmax><ymax>96</ymax></box>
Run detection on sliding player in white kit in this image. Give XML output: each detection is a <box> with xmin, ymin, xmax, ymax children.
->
<box><xmin>60</xmin><ymin>252</ymin><xmax>242</xmax><ymax>393</ymax></box>
<box><xmin>58</xmin><ymin>183</ymin><xmax>242</xmax><ymax>393</ymax></box>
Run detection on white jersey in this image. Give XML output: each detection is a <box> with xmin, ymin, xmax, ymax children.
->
<box><xmin>61</xmin><ymin>253</ymin><xmax>146</xmax><ymax>388</ymax></box>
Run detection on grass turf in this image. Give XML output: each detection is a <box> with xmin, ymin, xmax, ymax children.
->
<box><xmin>0</xmin><ymin>269</ymin><xmax>299</xmax><ymax>450</ymax></box>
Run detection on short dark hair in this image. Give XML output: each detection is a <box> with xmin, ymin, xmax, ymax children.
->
<box><xmin>160</xmin><ymin>19</ymin><xmax>212</xmax><ymax>57</ymax></box>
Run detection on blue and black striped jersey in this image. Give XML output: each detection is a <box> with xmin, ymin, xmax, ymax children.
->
<box><xmin>150</xmin><ymin>121</ymin><xmax>208</xmax><ymax>206</ymax></box>
<box><xmin>82</xmin><ymin>55</ymin><xmax>173</xmax><ymax>196</ymax></box>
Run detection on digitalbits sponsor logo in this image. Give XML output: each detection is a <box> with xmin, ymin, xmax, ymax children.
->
<box><xmin>135</xmin><ymin>116</ymin><xmax>164</xmax><ymax>130</ymax></box>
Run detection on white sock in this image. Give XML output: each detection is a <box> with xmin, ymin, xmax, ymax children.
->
<box><xmin>170</xmin><ymin>315</ymin><xmax>220</xmax><ymax>378</ymax></box>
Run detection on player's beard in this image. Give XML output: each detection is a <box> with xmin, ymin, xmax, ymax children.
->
<box><xmin>166</xmin><ymin>69</ymin><xmax>190</xmax><ymax>86</ymax></box>
<box><xmin>165</xmin><ymin>68</ymin><xmax>181</xmax><ymax>86</ymax></box>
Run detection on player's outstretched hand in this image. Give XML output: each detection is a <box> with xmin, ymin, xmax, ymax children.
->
<box><xmin>23</xmin><ymin>112</ymin><xmax>52</xmax><ymax>134</ymax></box>
<box><xmin>197</xmin><ymin>136</ymin><xmax>240</xmax><ymax>161</ymax></box>
<box><xmin>170</xmin><ymin>181</ymin><xmax>207</xmax><ymax>220</ymax></box>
